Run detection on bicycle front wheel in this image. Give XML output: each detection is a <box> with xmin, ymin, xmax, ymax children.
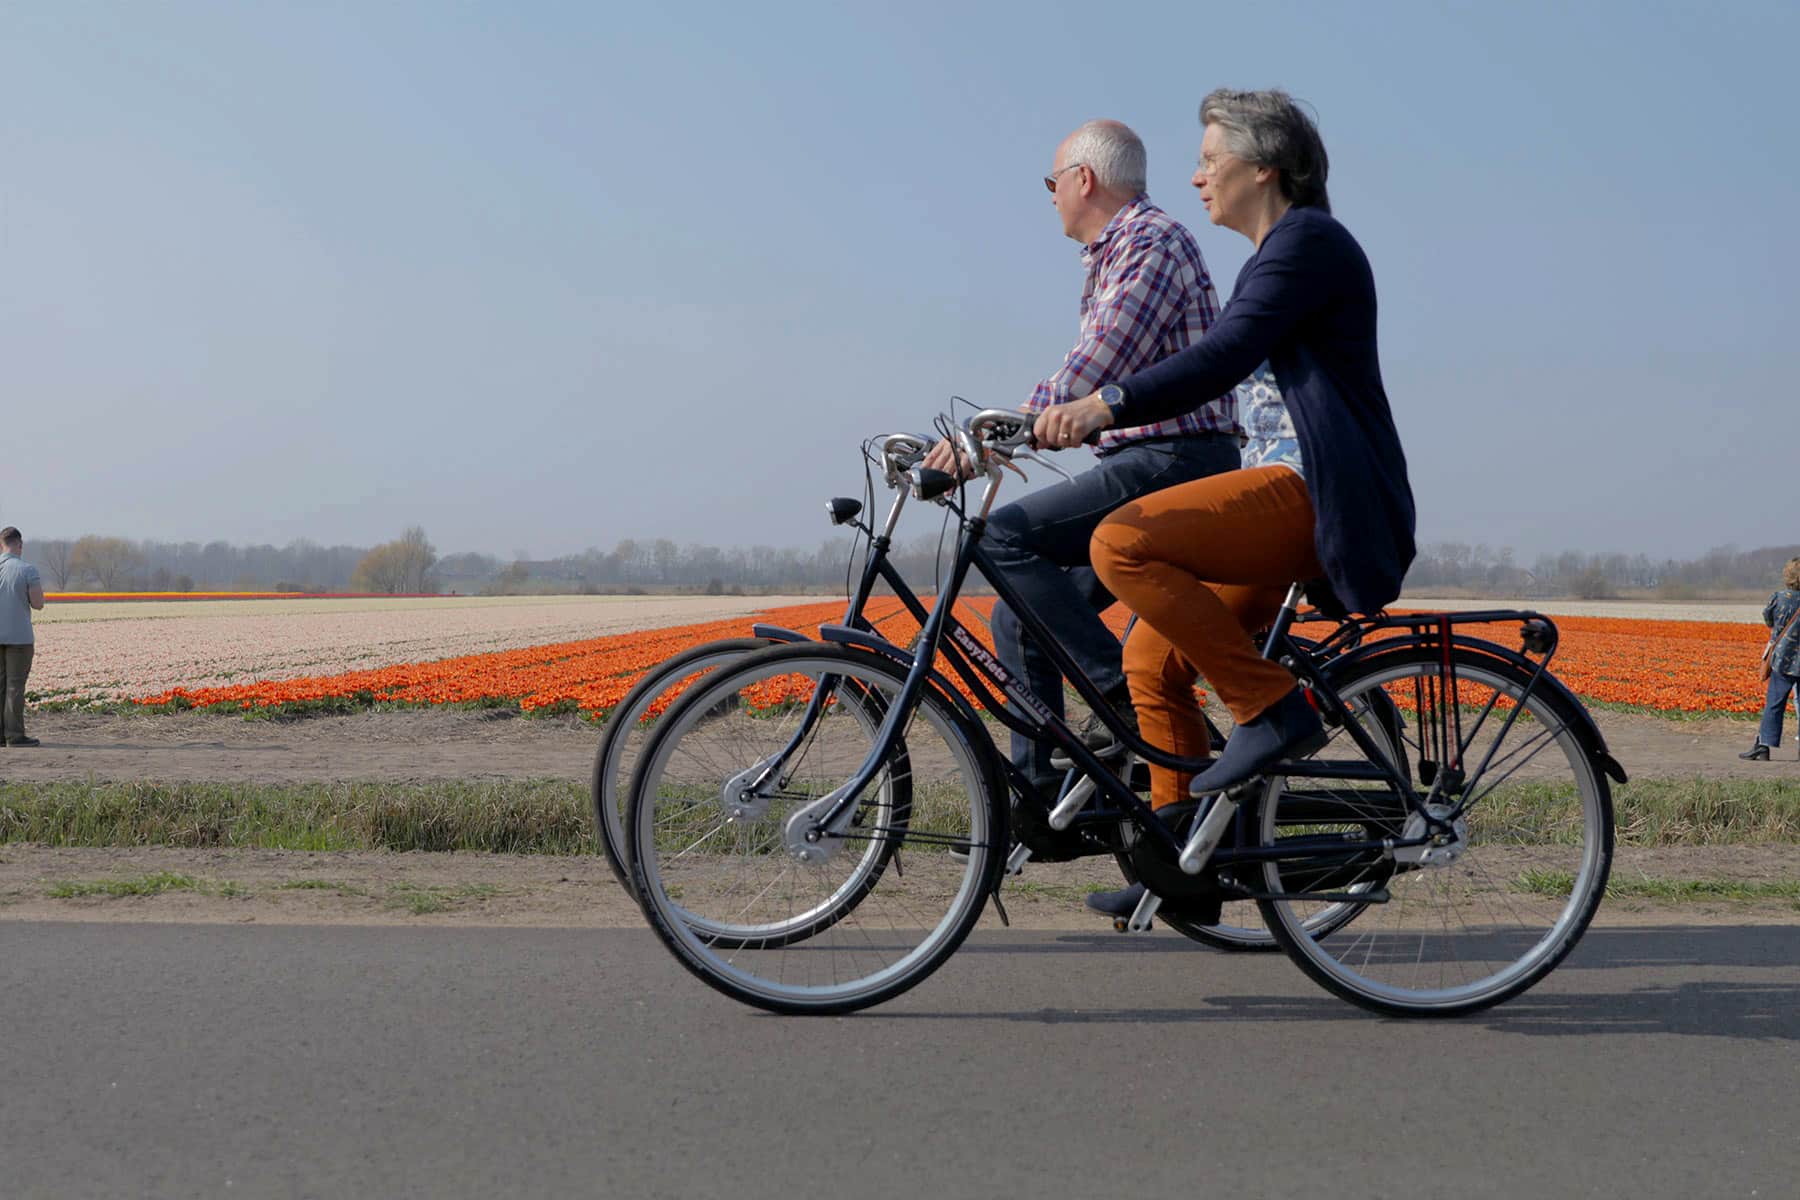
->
<box><xmin>627</xmin><ymin>643</ymin><xmax>1005</xmax><ymax>1014</ymax></box>
<box><xmin>1257</xmin><ymin>646</ymin><xmax>1613</xmax><ymax>1016</ymax></box>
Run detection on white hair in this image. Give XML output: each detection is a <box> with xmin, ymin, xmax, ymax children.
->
<box><xmin>1199</xmin><ymin>88</ymin><xmax>1331</xmax><ymax>212</ymax></box>
<box><xmin>1062</xmin><ymin>120</ymin><xmax>1147</xmax><ymax>194</ymax></box>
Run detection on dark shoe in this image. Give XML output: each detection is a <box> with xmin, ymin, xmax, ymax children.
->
<box><xmin>1052</xmin><ymin>688</ymin><xmax>1137</xmax><ymax>767</ymax></box>
<box><xmin>1188</xmin><ymin>687</ymin><xmax>1326</xmax><ymax>798</ymax></box>
<box><xmin>7</xmin><ymin>736</ymin><xmax>39</xmax><ymax>748</ymax></box>
<box><xmin>1739</xmin><ymin>743</ymin><xmax>1771</xmax><ymax>761</ymax></box>
<box><xmin>1085</xmin><ymin>882</ymin><xmax>1147</xmax><ymax>918</ymax></box>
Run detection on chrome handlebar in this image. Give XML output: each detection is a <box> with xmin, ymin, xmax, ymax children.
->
<box><xmin>965</xmin><ymin>408</ymin><xmax>1033</xmax><ymax>453</ymax></box>
<box><xmin>874</xmin><ymin>432</ymin><xmax>932</xmax><ymax>487</ymax></box>
<box><xmin>900</xmin><ymin>406</ymin><xmax>1075</xmax><ymax>503</ymax></box>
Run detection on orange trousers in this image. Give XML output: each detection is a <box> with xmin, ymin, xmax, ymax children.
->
<box><xmin>1090</xmin><ymin>466</ymin><xmax>1322</xmax><ymax>808</ymax></box>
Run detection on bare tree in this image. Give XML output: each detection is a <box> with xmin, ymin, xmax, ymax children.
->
<box><xmin>68</xmin><ymin>535</ymin><xmax>144</xmax><ymax>591</ymax></box>
<box><xmin>36</xmin><ymin>538</ymin><xmax>74</xmax><ymax>589</ymax></box>
<box><xmin>351</xmin><ymin>526</ymin><xmax>439</xmax><ymax>594</ymax></box>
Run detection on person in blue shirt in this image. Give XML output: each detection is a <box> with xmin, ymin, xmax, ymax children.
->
<box><xmin>1742</xmin><ymin>557</ymin><xmax>1800</xmax><ymax>760</ymax></box>
<box><xmin>0</xmin><ymin>526</ymin><xmax>47</xmax><ymax>748</ymax></box>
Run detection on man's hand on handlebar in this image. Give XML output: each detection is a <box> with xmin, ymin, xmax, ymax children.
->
<box><xmin>1032</xmin><ymin>393</ymin><xmax>1114</xmax><ymax>450</ymax></box>
<box><xmin>921</xmin><ymin>437</ymin><xmax>982</xmax><ymax>480</ymax></box>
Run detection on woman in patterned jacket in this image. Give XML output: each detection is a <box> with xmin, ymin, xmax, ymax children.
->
<box><xmin>1742</xmin><ymin>557</ymin><xmax>1800</xmax><ymax>761</ymax></box>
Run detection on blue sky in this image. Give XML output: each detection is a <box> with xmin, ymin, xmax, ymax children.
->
<box><xmin>4</xmin><ymin>0</ymin><xmax>1794</xmax><ymax>560</ymax></box>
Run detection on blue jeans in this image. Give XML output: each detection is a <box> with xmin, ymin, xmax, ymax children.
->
<box><xmin>1758</xmin><ymin>671</ymin><xmax>1798</xmax><ymax>748</ymax></box>
<box><xmin>984</xmin><ymin>434</ymin><xmax>1242</xmax><ymax>786</ymax></box>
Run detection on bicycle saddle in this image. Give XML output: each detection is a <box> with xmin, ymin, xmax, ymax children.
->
<box><xmin>1302</xmin><ymin>577</ymin><xmax>1350</xmax><ymax>621</ymax></box>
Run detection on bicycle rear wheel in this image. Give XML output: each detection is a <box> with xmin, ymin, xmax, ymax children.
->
<box><xmin>627</xmin><ymin>643</ymin><xmax>1004</xmax><ymax>1014</ymax></box>
<box><xmin>592</xmin><ymin>637</ymin><xmax>776</xmax><ymax>887</ymax></box>
<box><xmin>1257</xmin><ymin>646</ymin><xmax>1613</xmax><ymax>1016</ymax></box>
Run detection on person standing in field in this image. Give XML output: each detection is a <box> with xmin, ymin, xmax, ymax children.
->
<box><xmin>0</xmin><ymin>526</ymin><xmax>46</xmax><ymax>748</ymax></box>
<box><xmin>1741</xmin><ymin>556</ymin><xmax>1800</xmax><ymax>761</ymax></box>
<box><xmin>923</xmin><ymin>119</ymin><xmax>1241</xmax><ymax>809</ymax></box>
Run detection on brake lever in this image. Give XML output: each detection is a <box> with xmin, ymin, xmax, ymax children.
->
<box><xmin>1008</xmin><ymin>449</ymin><xmax>1074</xmax><ymax>482</ymax></box>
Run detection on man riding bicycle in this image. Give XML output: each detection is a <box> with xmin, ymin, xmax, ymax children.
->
<box><xmin>926</xmin><ymin>118</ymin><xmax>1240</xmax><ymax>806</ymax></box>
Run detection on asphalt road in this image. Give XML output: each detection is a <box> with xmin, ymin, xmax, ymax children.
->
<box><xmin>4</xmin><ymin>921</ymin><xmax>1796</xmax><ymax>1199</ymax></box>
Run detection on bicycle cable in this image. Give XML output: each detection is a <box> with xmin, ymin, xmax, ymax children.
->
<box><xmin>843</xmin><ymin>436</ymin><xmax>882</xmax><ymax>607</ymax></box>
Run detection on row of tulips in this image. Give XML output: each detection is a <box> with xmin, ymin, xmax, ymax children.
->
<box><xmin>132</xmin><ymin>600</ymin><xmax>1777</xmax><ymax>719</ymax></box>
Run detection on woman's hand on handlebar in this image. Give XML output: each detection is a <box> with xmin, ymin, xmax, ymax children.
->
<box><xmin>1033</xmin><ymin>393</ymin><xmax>1114</xmax><ymax>449</ymax></box>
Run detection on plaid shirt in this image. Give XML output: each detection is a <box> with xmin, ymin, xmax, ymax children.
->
<box><xmin>1026</xmin><ymin>195</ymin><xmax>1238</xmax><ymax>452</ymax></box>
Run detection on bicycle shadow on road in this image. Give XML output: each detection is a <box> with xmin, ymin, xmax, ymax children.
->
<box><xmin>1562</xmin><ymin>923</ymin><xmax>1800</xmax><ymax>970</ymax></box>
<box><xmin>1459</xmin><ymin>980</ymin><xmax>1799</xmax><ymax>1041</ymax></box>
<box><xmin>873</xmin><ymin>926</ymin><xmax>1800</xmax><ymax>1040</ymax></box>
<box><xmin>863</xmin><ymin>981</ymin><xmax>1799</xmax><ymax>1041</ymax></box>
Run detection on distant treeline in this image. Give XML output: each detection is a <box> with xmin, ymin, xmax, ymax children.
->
<box><xmin>21</xmin><ymin>529</ymin><xmax>1800</xmax><ymax>600</ymax></box>
<box><xmin>1405</xmin><ymin>541</ymin><xmax>1800</xmax><ymax>600</ymax></box>
<box><xmin>21</xmin><ymin>529</ymin><xmax>963</xmax><ymax>596</ymax></box>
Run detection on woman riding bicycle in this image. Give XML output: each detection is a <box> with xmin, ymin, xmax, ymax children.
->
<box><xmin>1030</xmin><ymin>88</ymin><xmax>1417</xmax><ymax>918</ymax></box>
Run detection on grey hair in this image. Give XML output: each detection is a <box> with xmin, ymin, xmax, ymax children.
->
<box><xmin>1199</xmin><ymin>88</ymin><xmax>1330</xmax><ymax>212</ymax></box>
<box><xmin>1062</xmin><ymin>120</ymin><xmax>1147</xmax><ymax>195</ymax></box>
<box><xmin>1783</xmin><ymin>557</ymin><xmax>1800</xmax><ymax>591</ymax></box>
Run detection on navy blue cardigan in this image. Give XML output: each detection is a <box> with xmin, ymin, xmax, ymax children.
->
<box><xmin>1111</xmin><ymin>205</ymin><xmax>1416</xmax><ymax>614</ymax></box>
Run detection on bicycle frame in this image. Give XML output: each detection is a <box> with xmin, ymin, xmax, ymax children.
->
<box><xmin>780</xmin><ymin>454</ymin><xmax>1606</xmax><ymax>899</ymax></box>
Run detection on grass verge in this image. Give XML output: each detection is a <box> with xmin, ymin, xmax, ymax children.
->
<box><xmin>0</xmin><ymin>779</ymin><xmax>595</xmax><ymax>854</ymax></box>
<box><xmin>1</xmin><ymin>776</ymin><xmax>1795</xmax><ymax>855</ymax></box>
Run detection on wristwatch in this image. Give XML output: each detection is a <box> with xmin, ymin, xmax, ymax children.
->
<box><xmin>1097</xmin><ymin>383</ymin><xmax>1128</xmax><ymax>425</ymax></box>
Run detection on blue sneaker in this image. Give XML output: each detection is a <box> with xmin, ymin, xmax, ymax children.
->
<box><xmin>1188</xmin><ymin>688</ymin><xmax>1325</xmax><ymax>798</ymax></box>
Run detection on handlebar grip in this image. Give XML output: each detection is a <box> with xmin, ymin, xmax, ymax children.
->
<box><xmin>912</xmin><ymin>467</ymin><xmax>957</xmax><ymax>502</ymax></box>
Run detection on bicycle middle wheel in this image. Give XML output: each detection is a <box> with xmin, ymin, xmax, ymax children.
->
<box><xmin>592</xmin><ymin>637</ymin><xmax>776</xmax><ymax>887</ymax></box>
<box><xmin>1122</xmin><ymin>685</ymin><xmax>1405</xmax><ymax>950</ymax></box>
<box><xmin>1257</xmin><ymin>645</ymin><xmax>1613</xmax><ymax>1016</ymax></box>
<box><xmin>627</xmin><ymin>642</ymin><xmax>1005</xmax><ymax>1014</ymax></box>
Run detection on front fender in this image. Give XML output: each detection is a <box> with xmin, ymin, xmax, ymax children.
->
<box><xmin>817</xmin><ymin>624</ymin><xmax>991</xmax><ymax>736</ymax></box>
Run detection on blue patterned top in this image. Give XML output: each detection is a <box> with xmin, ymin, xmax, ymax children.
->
<box><xmin>1763</xmin><ymin>588</ymin><xmax>1800</xmax><ymax>677</ymax></box>
<box><xmin>1236</xmin><ymin>361</ymin><xmax>1304</xmax><ymax>478</ymax></box>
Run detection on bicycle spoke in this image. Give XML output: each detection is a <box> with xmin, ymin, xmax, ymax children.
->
<box><xmin>1259</xmin><ymin>650</ymin><xmax>1611</xmax><ymax>1016</ymax></box>
<box><xmin>629</xmin><ymin>646</ymin><xmax>995</xmax><ymax>1012</ymax></box>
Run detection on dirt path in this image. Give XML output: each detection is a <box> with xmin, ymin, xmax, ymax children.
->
<box><xmin>0</xmin><ymin>844</ymin><xmax>1793</xmax><ymax>930</ymax></box>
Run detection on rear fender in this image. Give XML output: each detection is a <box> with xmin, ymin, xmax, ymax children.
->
<box><xmin>1330</xmin><ymin>633</ymin><xmax>1627</xmax><ymax>783</ymax></box>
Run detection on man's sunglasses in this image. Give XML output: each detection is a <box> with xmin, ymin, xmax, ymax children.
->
<box><xmin>1043</xmin><ymin>163</ymin><xmax>1085</xmax><ymax>194</ymax></box>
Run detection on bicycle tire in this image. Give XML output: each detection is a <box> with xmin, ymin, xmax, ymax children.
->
<box><xmin>1257</xmin><ymin>644</ymin><xmax>1613</xmax><ymax>1016</ymax></box>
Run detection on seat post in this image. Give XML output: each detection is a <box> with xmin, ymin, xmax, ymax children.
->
<box><xmin>1260</xmin><ymin>582</ymin><xmax>1307</xmax><ymax>658</ymax></box>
